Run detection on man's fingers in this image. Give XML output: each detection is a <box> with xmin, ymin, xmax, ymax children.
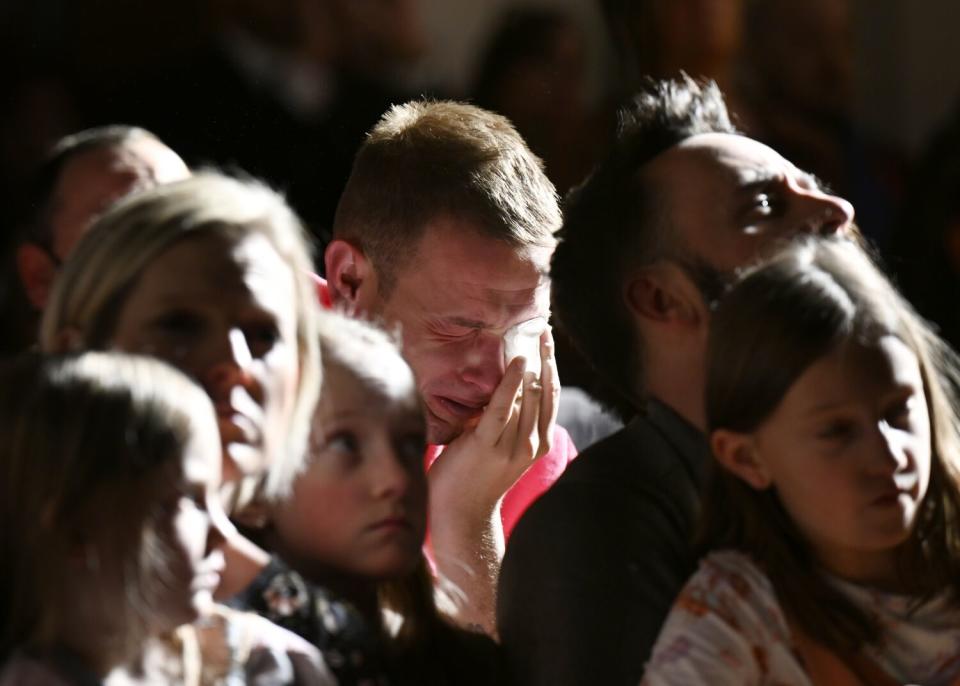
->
<box><xmin>475</xmin><ymin>355</ymin><xmax>525</xmax><ymax>445</ymax></box>
<box><xmin>497</xmin><ymin>376</ymin><xmax>525</xmax><ymax>455</ymax></box>
<box><xmin>536</xmin><ymin>327</ymin><xmax>560</xmax><ymax>456</ymax></box>
<box><xmin>512</xmin><ymin>371</ymin><xmax>542</xmax><ymax>461</ymax></box>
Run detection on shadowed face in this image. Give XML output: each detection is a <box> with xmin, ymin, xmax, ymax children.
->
<box><xmin>749</xmin><ymin>334</ymin><xmax>931</xmax><ymax>584</ymax></box>
<box><xmin>150</xmin><ymin>416</ymin><xmax>230</xmax><ymax>628</ymax></box>
<box><xmin>109</xmin><ymin>233</ymin><xmax>300</xmax><ymax>484</ymax></box>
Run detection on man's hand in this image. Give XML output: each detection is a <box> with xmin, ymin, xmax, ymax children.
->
<box><xmin>427</xmin><ymin>327</ymin><xmax>559</xmax><ymax>634</ymax></box>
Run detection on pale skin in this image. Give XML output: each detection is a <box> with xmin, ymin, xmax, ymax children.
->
<box><xmin>325</xmin><ymin>218</ymin><xmax>559</xmax><ymax>634</ymax></box>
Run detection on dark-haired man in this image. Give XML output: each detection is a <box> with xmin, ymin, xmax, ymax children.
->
<box><xmin>497</xmin><ymin>77</ymin><xmax>854</xmax><ymax>685</ymax></box>
<box><xmin>323</xmin><ymin>100</ymin><xmax>577</xmax><ymax>632</ymax></box>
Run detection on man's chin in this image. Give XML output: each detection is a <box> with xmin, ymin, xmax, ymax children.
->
<box><xmin>425</xmin><ymin>412</ymin><xmax>464</xmax><ymax>446</ymax></box>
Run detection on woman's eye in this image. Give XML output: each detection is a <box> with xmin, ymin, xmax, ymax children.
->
<box><xmin>884</xmin><ymin>396</ymin><xmax>916</xmax><ymax>427</ymax></box>
<box><xmin>244</xmin><ymin>323</ymin><xmax>281</xmax><ymax>350</ymax></box>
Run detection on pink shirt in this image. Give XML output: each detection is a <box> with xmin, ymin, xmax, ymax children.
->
<box><xmin>313</xmin><ymin>274</ymin><xmax>577</xmax><ymax>537</ymax></box>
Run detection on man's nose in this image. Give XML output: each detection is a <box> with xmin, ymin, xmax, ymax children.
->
<box><xmin>458</xmin><ymin>333</ymin><xmax>506</xmax><ymax>396</ymax></box>
<box><xmin>795</xmin><ymin>185</ymin><xmax>855</xmax><ymax>237</ymax></box>
<box><xmin>203</xmin><ymin>328</ymin><xmax>255</xmax><ymax>399</ymax></box>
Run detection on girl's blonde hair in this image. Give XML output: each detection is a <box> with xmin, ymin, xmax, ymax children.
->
<box><xmin>0</xmin><ymin>351</ymin><xmax>220</xmax><ymax>659</ymax></box>
<box><xmin>40</xmin><ymin>171</ymin><xmax>321</xmax><ymax>500</ymax></box>
<box><xmin>702</xmin><ymin>235</ymin><xmax>960</xmax><ymax>652</ymax></box>
<box><xmin>292</xmin><ymin>311</ymin><xmax>491</xmax><ymax>680</ymax></box>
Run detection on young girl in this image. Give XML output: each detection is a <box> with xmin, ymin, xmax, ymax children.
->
<box><xmin>0</xmin><ymin>352</ymin><xmax>334</xmax><ymax>685</ymax></box>
<box><xmin>643</xmin><ymin>237</ymin><xmax>960</xmax><ymax>685</ymax></box>
<box><xmin>241</xmin><ymin>311</ymin><xmax>502</xmax><ymax>686</ymax></box>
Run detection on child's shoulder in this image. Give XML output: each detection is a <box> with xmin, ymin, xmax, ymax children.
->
<box><xmin>190</xmin><ymin>604</ymin><xmax>339</xmax><ymax>685</ymax></box>
<box><xmin>643</xmin><ymin>551</ymin><xmax>810</xmax><ymax>685</ymax></box>
<box><xmin>670</xmin><ymin>550</ymin><xmax>792</xmax><ymax>644</ymax></box>
<box><xmin>686</xmin><ymin>550</ymin><xmax>775</xmax><ymax>602</ymax></box>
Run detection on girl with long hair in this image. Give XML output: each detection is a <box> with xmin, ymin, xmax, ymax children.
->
<box><xmin>644</xmin><ymin>237</ymin><xmax>960</xmax><ymax>684</ymax></box>
<box><xmin>0</xmin><ymin>352</ymin><xmax>333</xmax><ymax>684</ymax></box>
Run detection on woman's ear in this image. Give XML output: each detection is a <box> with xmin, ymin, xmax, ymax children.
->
<box><xmin>711</xmin><ymin>429</ymin><xmax>772</xmax><ymax>490</ymax></box>
<box><xmin>323</xmin><ymin>239</ymin><xmax>379</xmax><ymax>315</ymax></box>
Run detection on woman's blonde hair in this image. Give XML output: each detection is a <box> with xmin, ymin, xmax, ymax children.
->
<box><xmin>702</xmin><ymin>235</ymin><xmax>960</xmax><ymax>652</ymax></box>
<box><xmin>40</xmin><ymin>171</ymin><xmax>321</xmax><ymax>500</ymax></box>
<box><xmin>0</xmin><ymin>351</ymin><xmax>220</xmax><ymax>659</ymax></box>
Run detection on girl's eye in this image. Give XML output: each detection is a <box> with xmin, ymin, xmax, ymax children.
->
<box><xmin>326</xmin><ymin>431</ymin><xmax>359</xmax><ymax>455</ymax></box>
<box><xmin>817</xmin><ymin>420</ymin><xmax>856</xmax><ymax>441</ymax></box>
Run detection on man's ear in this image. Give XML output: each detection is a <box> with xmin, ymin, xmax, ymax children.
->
<box><xmin>323</xmin><ymin>239</ymin><xmax>379</xmax><ymax>314</ymax></box>
<box><xmin>711</xmin><ymin>429</ymin><xmax>772</xmax><ymax>490</ymax></box>
<box><xmin>624</xmin><ymin>263</ymin><xmax>704</xmax><ymax>329</ymax></box>
<box><xmin>16</xmin><ymin>243</ymin><xmax>57</xmax><ymax>310</ymax></box>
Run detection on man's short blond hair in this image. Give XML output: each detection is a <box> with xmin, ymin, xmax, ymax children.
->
<box><xmin>333</xmin><ymin>100</ymin><xmax>561</xmax><ymax>292</ymax></box>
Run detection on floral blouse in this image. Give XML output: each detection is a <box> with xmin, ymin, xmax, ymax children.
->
<box><xmin>642</xmin><ymin>550</ymin><xmax>960</xmax><ymax>685</ymax></box>
<box><xmin>232</xmin><ymin>556</ymin><xmax>389</xmax><ymax>686</ymax></box>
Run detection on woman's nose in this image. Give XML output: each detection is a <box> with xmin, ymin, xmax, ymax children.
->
<box><xmin>203</xmin><ymin>328</ymin><xmax>255</xmax><ymax>399</ymax></box>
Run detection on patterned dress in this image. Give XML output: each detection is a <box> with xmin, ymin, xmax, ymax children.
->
<box><xmin>233</xmin><ymin>556</ymin><xmax>390</xmax><ymax>686</ymax></box>
<box><xmin>643</xmin><ymin>550</ymin><xmax>960</xmax><ymax>685</ymax></box>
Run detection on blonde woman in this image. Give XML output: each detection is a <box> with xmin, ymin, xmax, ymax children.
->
<box><xmin>41</xmin><ymin>171</ymin><xmax>321</xmax><ymax>598</ymax></box>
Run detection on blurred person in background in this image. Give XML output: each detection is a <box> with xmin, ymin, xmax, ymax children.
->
<box><xmin>473</xmin><ymin>6</ymin><xmax>607</xmax><ymax>196</ymax></box>
<box><xmin>2</xmin><ymin>125</ymin><xmax>189</xmax><ymax>357</ymax></box>
<box><xmin>102</xmin><ymin>0</ymin><xmax>431</xmax><ymax>239</ymax></box>
<box><xmin>738</xmin><ymin>0</ymin><xmax>904</xmax><ymax>248</ymax></box>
